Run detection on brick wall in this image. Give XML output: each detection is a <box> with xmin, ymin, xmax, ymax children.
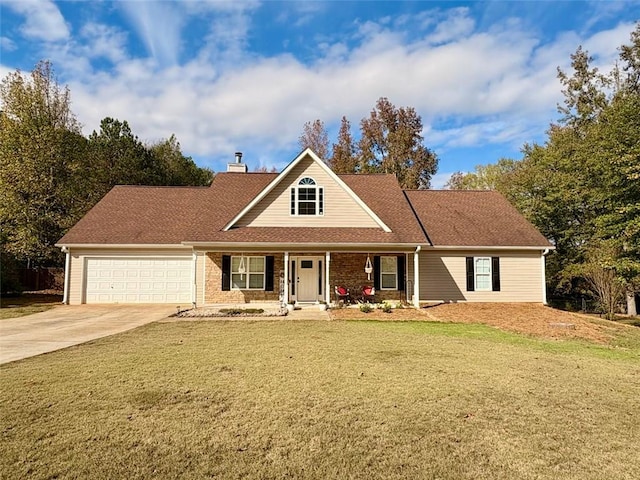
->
<box><xmin>204</xmin><ymin>251</ymin><xmax>406</xmax><ymax>304</ymax></box>
<box><xmin>204</xmin><ymin>252</ymin><xmax>284</xmax><ymax>303</ymax></box>
<box><xmin>329</xmin><ymin>253</ymin><xmax>405</xmax><ymax>303</ymax></box>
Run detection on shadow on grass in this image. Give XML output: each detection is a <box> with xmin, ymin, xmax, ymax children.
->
<box><xmin>0</xmin><ymin>293</ymin><xmax>62</xmax><ymax>319</ymax></box>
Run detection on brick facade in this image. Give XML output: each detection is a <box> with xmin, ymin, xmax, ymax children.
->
<box><xmin>329</xmin><ymin>253</ymin><xmax>405</xmax><ymax>303</ymax></box>
<box><xmin>204</xmin><ymin>252</ymin><xmax>284</xmax><ymax>303</ymax></box>
<box><xmin>203</xmin><ymin>251</ymin><xmax>406</xmax><ymax>304</ymax></box>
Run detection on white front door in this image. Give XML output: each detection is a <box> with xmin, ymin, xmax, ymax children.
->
<box><xmin>293</xmin><ymin>257</ymin><xmax>321</xmax><ymax>302</ymax></box>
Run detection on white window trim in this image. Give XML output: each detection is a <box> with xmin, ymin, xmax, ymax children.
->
<box><xmin>380</xmin><ymin>256</ymin><xmax>398</xmax><ymax>290</ymax></box>
<box><xmin>290</xmin><ymin>177</ymin><xmax>324</xmax><ymax>217</ymax></box>
<box><xmin>231</xmin><ymin>255</ymin><xmax>265</xmax><ymax>290</ymax></box>
<box><xmin>474</xmin><ymin>257</ymin><xmax>492</xmax><ymax>291</ymax></box>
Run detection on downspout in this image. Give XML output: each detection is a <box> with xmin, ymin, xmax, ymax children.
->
<box><xmin>541</xmin><ymin>248</ymin><xmax>550</xmax><ymax>306</ymax></box>
<box><xmin>413</xmin><ymin>246</ymin><xmax>421</xmax><ymax>309</ymax></box>
<box><xmin>62</xmin><ymin>246</ymin><xmax>70</xmax><ymax>304</ymax></box>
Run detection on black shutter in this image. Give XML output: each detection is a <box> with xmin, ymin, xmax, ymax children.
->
<box><xmin>222</xmin><ymin>255</ymin><xmax>231</xmax><ymax>291</ymax></box>
<box><xmin>373</xmin><ymin>256</ymin><xmax>381</xmax><ymax>290</ymax></box>
<box><xmin>265</xmin><ymin>256</ymin><xmax>275</xmax><ymax>291</ymax></box>
<box><xmin>466</xmin><ymin>257</ymin><xmax>475</xmax><ymax>291</ymax></box>
<box><xmin>492</xmin><ymin>257</ymin><xmax>500</xmax><ymax>291</ymax></box>
<box><xmin>397</xmin><ymin>255</ymin><xmax>405</xmax><ymax>291</ymax></box>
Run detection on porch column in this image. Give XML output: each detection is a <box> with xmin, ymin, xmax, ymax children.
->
<box><xmin>413</xmin><ymin>246</ymin><xmax>421</xmax><ymax>308</ymax></box>
<box><xmin>325</xmin><ymin>251</ymin><xmax>331</xmax><ymax>303</ymax></box>
<box><xmin>283</xmin><ymin>251</ymin><xmax>289</xmax><ymax>305</ymax></box>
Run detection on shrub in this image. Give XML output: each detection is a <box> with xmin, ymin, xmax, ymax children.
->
<box><xmin>382</xmin><ymin>303</ymin><xmax>393</xmax><ymax>313</ymax></box>
<box><xmin>219</xmin><ymin>308</ymin><xmax>264</xmax><ymax>315</ymax></box>
<box><xmin>359</xmin><ymin>303</ymin><xmax>373</xmax><ymax>313</ymax></box>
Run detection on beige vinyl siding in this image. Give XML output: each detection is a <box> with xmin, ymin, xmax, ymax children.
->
<box><xmin>417</xmin><ymin>250</ymin><xmax>544</xmax><ymax>303</ymax></box>
<box><xmin>67</xmin><ymin>248</ymin><xmax>193</xmax><ymax>305</ymax></box>
<box><xmin>237</xmin><ymin>155</ymin><xmax>379</xmax><ymax>228</ymax></box>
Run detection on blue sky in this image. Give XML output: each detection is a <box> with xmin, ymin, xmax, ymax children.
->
<box><xmin>1</xmin><ymin>1</ymin><xmax>639</xmax><ymax>187</ymax></box>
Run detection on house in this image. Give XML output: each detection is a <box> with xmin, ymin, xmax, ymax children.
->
<box><xmin>56</xmin><ymin>149</ymin><xmax>553</xmax><ymax>307</ymax></box>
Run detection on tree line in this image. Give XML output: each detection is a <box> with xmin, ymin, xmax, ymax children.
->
<box><xmin>1</xmin><ymin>61</ymin><xmax>213</xmax><ymax>291</ymax></box>
<box><xmin>447</xmin><ymin>24</ymin><xmax>640</xmax><ymax>317</ymax></box>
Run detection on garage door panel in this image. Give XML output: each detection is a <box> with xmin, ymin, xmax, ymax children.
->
<box><xmin>85</xmin><ymin>257</ymin><xmax>192</xmax><ymax>304</ymax></box>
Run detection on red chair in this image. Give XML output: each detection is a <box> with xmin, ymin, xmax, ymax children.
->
<box><xmin>334</xmin><ymin>285</ymin><xmax>351</xmax><ymax>304</ymax></box>
<box><xmin>361</xmin><ymin>285</ymin><xmax>376</xmax><ymax>303</ymax></box>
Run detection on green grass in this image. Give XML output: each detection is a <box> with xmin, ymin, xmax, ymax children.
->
<box><xmin>0</xmin><ymin>294</ymin><xmax>61</xmax><ymax>319</ymax></box>
<box><xmin>1</xmin><ymin>320</ymin><xmax>639</xmax><ymax>479</ymax></box>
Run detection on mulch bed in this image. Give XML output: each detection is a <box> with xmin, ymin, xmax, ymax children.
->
<box><xmin>330</xmin><ymin>303</ymin><xmax>636</xmax><ymax>344</ymax></box>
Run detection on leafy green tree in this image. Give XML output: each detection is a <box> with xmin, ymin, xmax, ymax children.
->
<box><xmin>358</xmin><ymin>97</ymin><xmax>438</xmax><ymax>189</ymax></box>
<box><xmin>445</xmin><ymin>159</ymin><xmax>517</xmax><ymax>191</ymax></box>
<box><xmin>149</xmin><ymin>134</ymin><xmax>213</xmax><ymax>186</ymax></box>
<box><xmin>0</xmin><ymin>61</ymin><xmax>90</xmax><ymax>266</ymax></box>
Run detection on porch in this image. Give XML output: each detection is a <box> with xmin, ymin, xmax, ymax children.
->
<box><xmin>201</xmin><ymin>250</ymin><xmax>420</xmax><ymax>307</ymax></box>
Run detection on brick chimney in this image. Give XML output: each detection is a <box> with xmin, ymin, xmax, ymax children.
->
<box><xmin>227</xmin><ymin>151</ymin><xmax>247</xmax><ymax>173</ymax></box>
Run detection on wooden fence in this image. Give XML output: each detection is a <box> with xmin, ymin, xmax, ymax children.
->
<box><xmin>19</xmin><ymin>267</ymin><xmax>64</xmax><ymax>292</ymax></box>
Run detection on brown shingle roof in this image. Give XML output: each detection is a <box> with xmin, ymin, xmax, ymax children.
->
<box><xmin>404</xmin><ymin>190</ymin><xmax>551</xmax><ymax>247</ymax></box>
<box><xmin>57</xmin><ymin>185</ymin><xmax>208</xmax><ymax>244</ymax></box>
<box><xmin>58</xmin><ymin>173</ymin><xmax>549</xmax><ymax>249</ymax></box>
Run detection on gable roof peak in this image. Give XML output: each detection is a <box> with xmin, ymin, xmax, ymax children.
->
<box><xmin>222</xmin><ymin>148</ymin><xmax>392</xmax><ymax>232</ymax></box>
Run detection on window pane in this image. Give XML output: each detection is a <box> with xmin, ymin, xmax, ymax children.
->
<box><xmin>231</xmin><ymin>274</ymin><xmax>245</xmax><ymax>289</ymax></box>
<box><xmin>475</xmin><ymin>258</ymin><xmax>490</xmax><ymax>274</ymax></box>
<box><xmin>475</xmin><ymin>275</ymin><xmax>490</xmax><ymax>290</ymax></box>
<box><xmin>381</xmin><ymin>256</ymin><xmax>396</xmax><ymax>272</ymax></box>
<box><xmin>381</xmin><ymin>273</ymin><xmax>396</xmax><ymax>289</ymax></box>
<box><xmin>249</xmin><ymin>274</ymin><xmax>264</xmax><ymax>289</ymax></box>
<box><xmin>301</xmin><ymin>260</ymin><xmax>313</xmax><ymax>268</ymax></box>
<box><xmin>231</xmin><ymin>257</ymin><xmax>241</xmax><ymax>271</ymax></box>
<box><xmin>298</xmin><ymin>202</ymin><xmax>316</xmax><ymax>215</ymax></box>
<box><xmin>249</xmin><ymin>257</ymin><xmax>264</xmax><ymax>272</ymax></box>
<box><xmin>298</xmin><ymin>188</ymin><xmax>316</xmax><ymax>201</ymax></box>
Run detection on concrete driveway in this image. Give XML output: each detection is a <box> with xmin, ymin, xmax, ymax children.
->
<box><xmin>0</xmin><ymin>305</ymin><xmax>175</xmax><ymax>364</ymax></box>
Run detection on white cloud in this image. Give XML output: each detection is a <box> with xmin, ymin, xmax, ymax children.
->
<box><xmin>119</xmin><ymin>1</ymin><xmax>185</xmax><ymax>66</ymax></box>
<box><xmin>79</xmin><ymin>23</ymin><xmax>128</xmax><ymax>64</ymax></box>
<box><xmin>9</xmin><ymin>4</ymin><xmax>631</xmax><ymax>173</ymax></box>
<box><xmin>2</xmin><ymin>0</ymin><xmax>69</xmax><ymax>42</ymax></box>
<box><xmin>1</xmin><ymin>36</ymin><xmax>17</xmax><ymax>51</ymax></box>
<box><xmin>425</xmin><ymin>7</ymin><xmax>475</xmax><ymax>44</ymax></box>
<box><xmin>430</xmin><ymin>172</ymin><xmax>456</xmax><ymax>189</ymax></box>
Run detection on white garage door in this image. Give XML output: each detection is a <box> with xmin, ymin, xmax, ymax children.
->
<box><xmin>85</xmin><ymin>257</ymin><xmax>192</xmax><ymax>304</ymax></box>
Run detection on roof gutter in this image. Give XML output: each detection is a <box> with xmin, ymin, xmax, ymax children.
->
<box><xmin>54</xmin><ymin>243</ymin><xmax>191</xmax><ymax>249</ymax></box>
<box><xmin>426</xmin><ymin>245</ymin><xmax>555</xmax><ymax>251</ymax></box>
<box><xmin>182</xmin><ymin>241</ymin><xmax>424</xmax><ymax>251</ymax></box>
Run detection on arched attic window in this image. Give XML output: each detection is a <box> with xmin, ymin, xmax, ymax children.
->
<box><xmin>290</xmin><ymin>177</ymin><xmax>324</xmax><ymax>216</ymax></box>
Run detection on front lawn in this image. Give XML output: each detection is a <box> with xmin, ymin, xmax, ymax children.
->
<box><xmin>1</xmin><ymin>319</ymin><xmax>639</xmax><ymax>479</ymax></box>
